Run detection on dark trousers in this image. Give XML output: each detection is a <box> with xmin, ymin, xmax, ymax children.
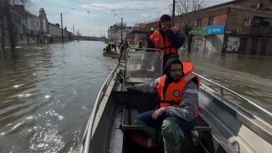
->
<box><xmin>137</xmin><ymin>110</ymin><xmax>196</xmax><ymax>133</ymax></box>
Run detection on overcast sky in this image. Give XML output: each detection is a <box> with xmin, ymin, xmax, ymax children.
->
<box><xmin>27</xmin><ymin>0</ymin><xmax>232</xmax><ymax>37</ymax></box>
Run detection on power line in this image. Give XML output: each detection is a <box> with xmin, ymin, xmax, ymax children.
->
<box><xmin>122</xmin><ymin>0</ymin><xmax>135</xmax><ymax>10</ymax></box>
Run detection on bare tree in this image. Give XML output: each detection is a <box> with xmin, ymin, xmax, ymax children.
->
<box><xmin>170</xmin><ymin>0</ymin><xmax>206</xmax><ymax>52</ymax></box>
<box><xmin>2</xmin><ymin>0</ymin><xmax>31</xmax><ymax>50</ymax></box>
<box><xmin>0</xmin><ymin>1</ymin><xmax>6</xmax><ymax>49</ymax></box>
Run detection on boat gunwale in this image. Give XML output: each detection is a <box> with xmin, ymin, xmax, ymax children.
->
<box><xmin>81</xmin><ymin>63</ymin><xmax>119</xmax><ymax>153</ymax></box>
<box><xmin>195</xmin><ymin>72</ymin><xmax>272</xmax><ymax>118</ymax></box>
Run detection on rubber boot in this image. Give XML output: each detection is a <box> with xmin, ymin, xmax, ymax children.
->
<box><xmin>161</xmin><ymin>120</ymin><xmax>185</xmax><ymax>153</ymax></box>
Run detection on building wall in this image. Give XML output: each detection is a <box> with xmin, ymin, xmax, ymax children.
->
<box><xmin>107</xmin><ymin>26</ymin><xmax>136</xmax><ymax>43</ymax></box>
<box><xmin>175</xmin><ymin>7</ymin><xmax>228</xmax><ymax>28</ymax></box>
<box><xmin>48</xmin><ymin>24</ymin><xmax>63</xmax><ymax>42</ymax></box>
<box><xmin>17</xmin><ymin>35</ymin><xmax>38</xmax><ymax>45</ymax></box>
<box><xmin>225</xmin><ymin>7</ymin><xmax>272</xmax><ymax>34</ymax></box>
<box><xmin>222</xmin><ymin>0</ymin><xmax>272</xmax><ymax>55</ymax></box>
<box><xmin>266</xmin><ymin>39</ymin><xmax>272</xmax><ymax>56</ymax></box>
<box><xmin>49</xmin><ymin>24</ymin><xmax>61</xmax><ymax>37</ymax></box>
<box><xmin>204</xmin><ymin>34</ymin><xmax>224</xmax><ymax>53</ymax></box>
<box><xmin>234</xmin><ymin>0</ymin><xmax>272</xmax><ymax>10</ymax></box>
<box><xmin>27</xmin><ymin>17</ymin><xmax>40</xmax><ymax>31</ymax></box>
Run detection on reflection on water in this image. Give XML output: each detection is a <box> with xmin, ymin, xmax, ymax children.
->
<box><xmin>0</xmin><ymin>41</ymin><xmax>117</xmax><ymax>153</ymax></box>
<box><xmin>180</xmin><ymin>51</ymin><xmax>272</xmax><ymax>122</ymax></box>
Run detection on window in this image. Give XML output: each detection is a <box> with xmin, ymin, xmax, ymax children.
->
<box><xmin>257</xmin><ymin>3</ymin><xmax>263</xmax><ymax>10</ymax></box>
<box><xmin>208</xmin><ymin>16</ymin><xmax>215</xmax><ymax>25</ymax></box>
<box><xmin>197</xmin><ymin>19</ymin><xmax>202</xmax><ymax>27</ymax></box>
<box><xmin>31</xmin><ymin>20</ymin><xmax>34</xmax><ymax>27</ymax></box>
<box><xmin>20</xmin><ymin>34</ymin><xmax>23</xmax><ymax>40</ymax></box>
<box><xmin>244</xmin><ymin>16</ymin><xmax>251</xmax><ymax>26</ymax></box>
<box><xmin>37</xmin><ymin>22</ymin><xmax>39</xmax><ymax>28</ymax></box>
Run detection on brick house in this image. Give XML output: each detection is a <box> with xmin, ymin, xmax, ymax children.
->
<box><xmin>146</xmin><ymin>0</ymin><xmax>272</xmax><ymax>56</ymax></box>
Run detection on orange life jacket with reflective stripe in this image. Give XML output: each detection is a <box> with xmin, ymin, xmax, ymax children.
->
<box><xmin>150</xmin><ymin>27</ymin><xmax>179</xmax><ymax>56</ymax></box>
<box><xmin>156</xmin><ymin>62</ymin><xmax>200</xmax><ymax>117</ymax></box>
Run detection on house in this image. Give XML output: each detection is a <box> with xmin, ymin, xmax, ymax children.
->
<box><xmin>10</xmin><ymin>5</ymin><xmax>41</xmax><ymax>45</ymax></box>
<box><xmin>39</xmin><ymin>8</ymin><xmax>50</xmax><ymax>43</ymax></box>
<box><xmin>48</xmin><ymin>22</ymin><xmax>61</xmax><ymax>42</ymax></box>
<box><xmin>107</xmin><ymin>25</ymin><xmax>136</xmax><ymax>45</ymax></box>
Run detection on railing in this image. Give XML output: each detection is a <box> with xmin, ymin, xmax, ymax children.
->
<box><xmin>195</xmin><ymin>72</ymin><xmax>272</xmax><ymax>117</ymax></box>
<box><xmin>82</xmin><ymin>63</ymin><xmax>119</xmax><ymax>153</ymax></box>
<box><xmin>124</xmin><ymin>47</ymin><xmax>163</xmax><ymax>84</ymax></box>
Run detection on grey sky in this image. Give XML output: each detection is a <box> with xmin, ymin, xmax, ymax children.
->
<box><xmin>27</xmin><ymin>0</ymin><xmax>232</xmax><ymax>37</ymax></box>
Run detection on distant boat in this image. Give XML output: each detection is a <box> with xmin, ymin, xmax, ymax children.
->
<box><xmin>102</xmin><ymin>50</ymin><xmax>120</xmax><ymax>58</ymax></box>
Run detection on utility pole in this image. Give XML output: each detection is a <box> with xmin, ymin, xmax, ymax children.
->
<box><xmin>172</xmin><ymin>0</ymin><xmax>175</xmax><ymax>26</ymax></box>
<box><xmin>121</xmin><ymin>17</ymin><xmax>123</xmax><ymax>41</ymax></box>
<box><xmin>73</xmin><ymin>25</ymin><xmax>74</xmax><ymax>41</ymax></box>
<box><xmin>61</xmin><ymin>13</ymin><xmax>64</xmax><ymax>43</ymax></box>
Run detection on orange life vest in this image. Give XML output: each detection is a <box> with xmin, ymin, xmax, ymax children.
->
<box><xmin>156</xmin><ymin>62</ymin><xmax>200</xmax><ymax>117</ymax></box>
<box><xmin>150</xmin><ymin>27</ymin><xmax>179</xmax><ymax>56</ymax></box>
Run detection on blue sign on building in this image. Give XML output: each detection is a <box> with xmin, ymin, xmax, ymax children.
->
<box><xmin>205</xmin><ymin>25</ymin><xmax>225</xmax><ymax>35</ymax></box>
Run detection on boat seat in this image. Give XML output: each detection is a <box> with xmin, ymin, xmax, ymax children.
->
<box><xmin>126</xmin><ymin>77</ymin><xmax>153</xmax><ymax>84</ymax></box>
<box><xmin>121</xmin><ymin>109</ymin><xmax>212</xmax><ymax>132</ymax></box>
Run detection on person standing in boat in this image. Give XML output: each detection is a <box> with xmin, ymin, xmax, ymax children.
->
<box><xmin>127</xmin><ymin>58</ymin><xmax>199</xmax><ymax>153</ymax></box>
<box><xmin>141</xmin><ymin>14</ymin><xmax>185</xmax><ymax>70</ymax></box>
<box><xmin>105</xmin><ymin>41</ymin><xmax>117</xmax><ymax>52</ymax></box>
<box><xmin>119</xmin><ymin>40</ymin><xmax>129</xmax><ymax>62</ymax></box>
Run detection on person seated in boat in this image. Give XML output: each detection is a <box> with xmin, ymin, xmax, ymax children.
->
<box><xmin>119</xmin><ymin>40</ymin><xmax>129</xmax><ymax>62</ymax></box>
<box><xmin>105</xmin><ymin>42</ymin><xmax>117</xmax><ymax>52</ymax></box>
<box><xmin>135</xmin><ymin>42</ymin><xmax>143</xmax><ymax>51</ymax></box>
<box><xmin>141</xmin><ymin>14</ymin><xmax>185</xmax><ymax>70</ymax></box>
<box><xmin>127</xmin><ymin>58</ymin><xmax>199</xmax><ymax>153</ymax></box>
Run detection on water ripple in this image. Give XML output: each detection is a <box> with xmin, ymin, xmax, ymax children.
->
<box><xmin>0</xmin><ymin>41</ymin><xmax>118</xmax><ymax>152</ymax></box>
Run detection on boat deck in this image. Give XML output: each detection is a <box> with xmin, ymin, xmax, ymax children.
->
<box><xmin>109</xmin><ymin>105</ymin><xmax>212</xmax><ymax>153</ymax></box>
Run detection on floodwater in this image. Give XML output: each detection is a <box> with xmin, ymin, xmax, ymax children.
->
<box><xmin>0</xmin><ymin>41</ymin><xmax>271</xmax><ymax>152</ymax></box>
<box><xmin>180</xmin><ymin>51</ymin><xmax>272</xmax><ymax>122</ymax></box>
<box><xmin>0</xmin><ymin>41</ymin><xmax>117</xmax><ymax>153</ymax></box>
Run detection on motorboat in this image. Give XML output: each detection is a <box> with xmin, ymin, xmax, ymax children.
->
<box><xmin>81</xmin><ymin>48</ymin><xmax>272</xmax><ymax>153</ymax></box>
<box><xmin>102</xmin><ymin>50</ymin><xmax>120</xmax><ymax>58</ymax></box>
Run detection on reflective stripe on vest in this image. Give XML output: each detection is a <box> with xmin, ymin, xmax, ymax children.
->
<box><xmin>150</xmin><ymin>27</ymin><xmax>179</xmax><ymax>56</ymax></box>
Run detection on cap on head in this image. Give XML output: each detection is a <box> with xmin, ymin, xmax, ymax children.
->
<box><xmin>160</xmin><ymin>14</ymin><xmax>171</xmax><ymax>22</ymax></box>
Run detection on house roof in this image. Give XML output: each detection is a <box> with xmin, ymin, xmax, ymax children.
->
<box><xmin>10</xmin><ymin>5</ymin><xmax>38</xmax><ymax>18</ymax></box>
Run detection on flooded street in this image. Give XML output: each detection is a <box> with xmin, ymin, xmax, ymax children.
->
<box><xmin>0</xmin><ymin>41</ymin><xmax>271</xmax><ymax>153</ymax></box>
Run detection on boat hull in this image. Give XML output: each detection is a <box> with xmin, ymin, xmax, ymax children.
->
<box><xmin>102</xmin><ymin>51</ymin><xmax>120</xmax><ymax>58</ymax></box>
